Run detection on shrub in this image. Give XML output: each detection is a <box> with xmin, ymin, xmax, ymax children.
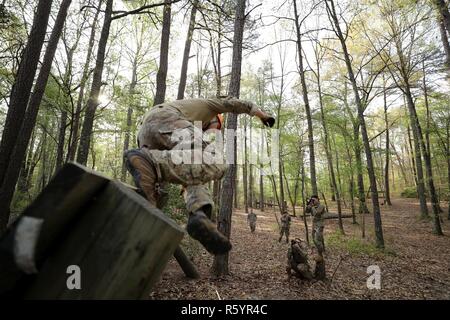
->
<box><xmin>400</xmin><ymin>187</ymin><xmax>418</xmax><ymax>198</ymax></box>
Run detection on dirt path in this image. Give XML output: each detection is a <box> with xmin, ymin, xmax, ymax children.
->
<box><xmin>150</xmin><ymin>199</ymin><xmax>450</xmax><ymax>300</ymax></box>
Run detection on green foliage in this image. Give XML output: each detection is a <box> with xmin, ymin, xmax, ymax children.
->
<box><xmin>162</xmin><ymin>184</ymin><xmax>188</xmax><ymax>224</ymax></box>
<box><xmin>326</xmin><ymin>230</ymin><xmax>396</xmax><ymax>257</ymax></box>
<box><xmin>400</xmin><ymin>187</ymin><xmax>418</xmax><ymax>198</ymax></box>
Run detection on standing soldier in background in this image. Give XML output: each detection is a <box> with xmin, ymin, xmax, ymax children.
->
<box><xmin>247</xmin><ymin>211</ymin><xmax>257</xmax><ymax>233</ymax></box>
<box><xmin>279</xmin><ymin>210</ymin><xmax>291</xmax><ymax>243</ymax></box>
<box><xmin>124</xmin><ymin>97</ymin><xmax>275</xmax><ymax>255</ymax></box>
<box><xmin>306</xmin><ymin>195</ymin><xmax>326</xmax><ymax>255</ymax></box>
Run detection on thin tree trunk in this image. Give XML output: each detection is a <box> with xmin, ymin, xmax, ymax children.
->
<box><xmin>293</xmin><ymin>0</ymin><xmax>318</xmax><ymax>195</ymax></box>
<box><xmin>177</xmin><ymin>0</ymin><xmax>197</xmax><ymax>99</ymax></box>
<box><xmin>0</xmin><ymin>0</ymin><xmax>53</xmax><ymax>187</ymax></box>
<box><xmin>434</xmin><ymin>0</ymin><xmax>450</xmax><ymax>39</ymax></box>
<box><xmin>121</xmin><ymin>58</ymin><xmax>138</xmax><ymax>181</ymax></box>
<box><xmin>383</xmin><ymin>78</ymin><xmax>392</xmax><ymax>205</ymax></box>
<box><xmin>404</xmin><ymin>78</ymin><xmax>443</xmax><ymax>233</ymax></box>
<box><xmin>76</xmin><ymin>0</ymin><xmax>113</xmax><ymax>165</ymax></box>
<box><xmin>55</xmin><ymin>110</ymin><xmax>68</xmax><ymax>172</ymax></box>
<box><xmin>153</xmin><ymin>0</ymin><xmax>172</xmax><ymax>105</ymax></box>
<box><xmin>0</xmin><ymin>0</ymin><xmax>72</xmax><ymax>233</ymax></box>
<box><xmin>407</xmin><ymin>124</ymin><xmax>419</xmax><ymax>186</ymax></box>
<box><xmin>259</xmin><ymin>134</ymin><xmax>265</xmax><ymax>212</ymax></box>
<box><xmin>300</xmin><ymin>151</ymin><xmax>309</xmax><ymax>243</ymax></box>
<box><xmin>317</xmin><ymin>62</ymin><xmax>344</xmax><ymax>233</ymax></box>
<box><xmin>213</xmin><ymin>0</ymin><xmax>246</xmax><ymax>276</ymax></box>
<box><xmin>447</xmin><ymin>122</ymin><xmax>450</xmax><ymax>220</ymax></box>
<box><xmin>405</xmin><ymin>93</ymin><xmax>430</xmax><ymax>220</ymax></box>
<box><xmin>438</xmin><ymin>16</ymin><xmax>450</xmax><ymax>69</ymax></box>
<box><xmin>243</xmin><ymin>117</ymin><xmax>248</xmax><ymax>213</ymax></box>
<box><xmin>326</xmin><ymin>0</ymin><xmax>384</xmax><ymax>248</ymax></box>
<box><xmin>67</xmin><ymin>4</ymin><xmax>101</xmax><ymax>162</ymax></box>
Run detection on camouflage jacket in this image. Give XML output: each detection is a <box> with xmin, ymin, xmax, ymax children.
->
<box><xmin>311</xmin><ymin>203</ymin><xmax>326</xmax><ymax>228</ymax></box>
<box><xmin>287</xmin><ymin>240</ymin><xmax>308</xmax><ymax>265</ymax></box>
<box><xmin>247</xmin><ymin>212</ymin><xmax>257</xmax><ymax>224</ymax></box>
<box><xmin>280</xmin><ymin>213</ymin><xmax>291</xmax><ymax>229</ymax></box>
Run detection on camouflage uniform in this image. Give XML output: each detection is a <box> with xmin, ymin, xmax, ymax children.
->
<box><xmin>136</xmin><ymin>97</ymin><xmax>258</xmax><ymax>215</ymax></box>
<box><xmin>311</xmin><ymin>203</ymin><xmax>326</xmax><ymax>255</ymax></box>
<box><xmin>279</xmin><ymin>212</ymin><xmax>291</xmax><ymax>243</ymax></box>
<box><xmin>247</xmin><ymin>212</ymin><xmax>257</xmax><ymax>233</ymax></box>
<box><xmin>286</xmin><ymin>239</ymin><xmax>313</xmax><ymax>280</ymax></box>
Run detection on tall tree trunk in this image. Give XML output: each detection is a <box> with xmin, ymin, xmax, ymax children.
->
<box><xmin>213</xmin><ymin>0</ymin><xmax>246</xmax><ymax>276</ymax></box>
<box><xmin>153</xmin><ymin>0</ymin><xmax>172</xmax><ymax>105</ymax></box>
<box><xmin>434</xmin><ymin>0</ymin><xmax>450</xmax><ymax>39</ymax></box>
<box><xmin>422</xmin><ymin>64</ymin><xmax>443</xmax><ymax>218</ymax></box>
<box><xmin>404</xmin><ymin>88</ymin><xmax>433</xmax><ymax>219</ymax></box>
<box><xmin>403</xmin><ymin>73</ymin><xmax>443</xmax><ymax>233</ymax></box>
<box><xmin>177</xmin><ymin>0</ymin><xmax>197</xmax><ymax>99</ymax></box>
<box><xmin>259</xmin><ymin>135</ymin><xmax>264</xmax><ymax>212</ymax></box>
<box><xmin>344</xmin><ymin>81</ymin><xmax>369</xmax><ymax>214</ymax></box>
<box><xmin>55</xmin><ymin>110</ymin><xmax>68</xmax><ymax>172</ymax></box>
<box><xmin>234</xmin><ymin>175</ymin><xmax>239</xmax><ymax>209</ymax></box>
<box><xmin>76</xmin><ymin>0</ymin><xmax>113</xmax><ymax>165</ymax></box>
<box><xmin>17</xmin><ymin>129</ymin><xmax>35</xmax><ymax>194</ymax></box>
<box><xmin>0</xmin><ymin>0</ymin><xmax>72</xmax><ymax>232</ymax></box>
<box><xmin>383</xmin><ymin>78</ymin><xmax>392</xmax><ymax>205</ymax></box>
<box><xmin>300</xmin><ymin>152</ymin><xmax>309</xmax><ymax>243</ymax></box>
<box><xmin>446</xmin><ymin>122</ymin><xmax>450</xmax><ymax>220</ymax></box>
<box><xmin>438</xmin><ymin>15</ymin><xmax>450</xmax><ymax>69</ymax></box>
<box><xmin>67</xmin><ymin>4</ymin><xmax>101</xmax><ymax>162</ymax></box>
<box><xmin>354</xmin><ymin>125</ymin><xmax>369</xmax><ymax>214</ymax></box>
<box><xmin>293</xmin><ymin>0</ymin><xmax>318</xmax><ymax>195</ymax></box>
<box><xmin>407</xmin><ymin>124</ymin><xmax>419</xmax><ymax>186</ymax></box>
<box><xmin>317</xmin><ymin>64</ymin><xmax>344</xmax><ymax>233</ymax></box>
<box><xmin>243</xmin><ymin>117</ymin><xmax>248</xmax><ymax>213</ymax></box>
<box><xmin>326</xmin><ymin>0</ymin><xmax>384</xmax><ymax>248</ymax></box>
<box><xmin>121</xmin><ymin>59</ymin><xmax>138</xmax><ymax>181</ymax></box>
<box><xmin>278</xmin><ymin>155</ymin><xmax>286</xmax><ymax>212</ymax></box>
<box><xmin>0</xmin><ymin>0</ymin><xmax>53</xmax><ymax>187</ymax></box>
<box><xmin>249</xmin><ymin>121</ymin><xmax>254</xmax><ymax>211</ymax></box>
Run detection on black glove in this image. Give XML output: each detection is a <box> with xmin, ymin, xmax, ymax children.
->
<box><xmin>261</xmin><ymin>116</ymin><xmax>275</xmax><ymax>128</ymax></box>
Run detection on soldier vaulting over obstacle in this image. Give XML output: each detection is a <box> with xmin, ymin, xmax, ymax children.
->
<box><xmin>124</xmin><ymin>97</ymin><xmax>275</xmax><ymax>255</ymax></box>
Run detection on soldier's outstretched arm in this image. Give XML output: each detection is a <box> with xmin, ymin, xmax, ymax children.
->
<box><xmin>207</xmin><ymin>97</ymin><xmax>275</xmax><ymax>127</ymax></box>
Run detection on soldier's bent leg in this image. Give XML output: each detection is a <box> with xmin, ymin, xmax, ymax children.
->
<box><xmin>297</xmin><ymin>264</ymin><xmax>314</xmax><ymax>280</ymax></box>
<box><xmin>314</xmin><ymin>226</ymin><xmax>325</xmax><ymax>255</ymax></box>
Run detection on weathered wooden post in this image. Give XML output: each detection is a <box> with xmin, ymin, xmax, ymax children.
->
<box><xmin>0</xmin><ymin>163</ymin><xmax>185</xmax><ymax>299</ymax></box>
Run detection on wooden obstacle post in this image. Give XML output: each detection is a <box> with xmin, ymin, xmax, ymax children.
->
<box><xmin>173</xmin><ymin>247</ymin><xmax>200</xmax><ymax>279</ymax></box>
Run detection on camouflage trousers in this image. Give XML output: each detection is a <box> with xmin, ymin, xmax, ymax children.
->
<box><xmin>249</xmin><ymin>221</ymin><xmax>256</xmax><ymax>233</ymax></box>
<box><xmin>137</xmin><ymin>106</ymin><xmax>228</xmax><ymax>214</ymax></box>
<box><xmin>312</xmin><ymin>225</ymin><xmax>325</xmax><ymax>255</ymax></box>
<box><xmin>279</xmin><ymin>226</ymin><xmax>290</xmax><ymax>242</ymax></box>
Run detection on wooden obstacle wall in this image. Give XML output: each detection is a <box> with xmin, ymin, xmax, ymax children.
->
<box><xmin>0</xmin><ymin>163</ymin><xmax>184</xmax><ymax>299</ymax></box>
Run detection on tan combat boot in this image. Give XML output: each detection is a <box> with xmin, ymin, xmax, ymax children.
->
<box><xmin>124</xmin><ymin>149</ymin><xmax>161</xmax><ymax>207</ymax></box>
<box><xmin>187</xmin><ymin>210</ymin><xmax>232</xmax><ymax>255</ymax></box>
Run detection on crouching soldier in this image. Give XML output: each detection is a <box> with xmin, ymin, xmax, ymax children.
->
<box><xmin>279</xmin><ymin>210</ymin><xmax>291</xmax><ymax>243</ymax></box>
<box><xmin>124</xmin><ymin>97</ymin><xmax>275</xmax><ymax>255</ymax></box>
<box><xmin>286</xmin><ymin>238</ymin><xmax>313</xmax><ymax>280</ymax></box>
<box><xmin>247</xmin><ymin>211</ymin><xmax>257</xmax><ymax>233</ymax></box>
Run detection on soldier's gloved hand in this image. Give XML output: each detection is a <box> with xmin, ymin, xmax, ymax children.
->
<box><xmin>254</xmin><ymin>109</ymin><xmax>275</xmax><ymax>128</ymax></box>
<box><xmin>261</xmin><ymin>116</ymin><xmax>275</xmax><ymax>128</ymax></box>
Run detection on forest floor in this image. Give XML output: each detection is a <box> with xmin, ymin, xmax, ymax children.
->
<box><xmin>150</xmin><ymin>198</ymin><xmax>450</xmax><ymax>300</ymax></box>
